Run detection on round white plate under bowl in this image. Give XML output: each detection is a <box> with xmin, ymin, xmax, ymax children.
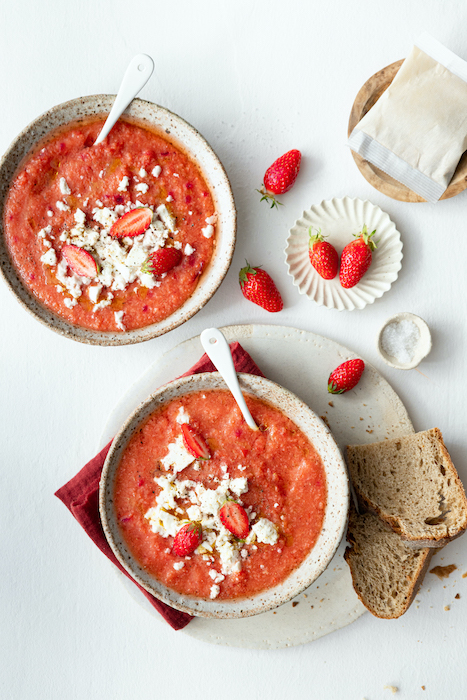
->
<box><xmin>99</xmin><ymin>324</ymin><xmax>415</xmax><ymax>649</ymax></box>
<box><xmin>377</xmin><ymin>312</ymin><xmax>432</xmax><ymax>370</ymax></box>
<box><xmin>284</xmin><ymin>197</ymin><xmax>403</xmax><ymax>311</ymax></box>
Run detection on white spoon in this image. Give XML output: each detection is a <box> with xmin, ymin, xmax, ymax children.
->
<box><xmin>94</xmin><ymin>54</ymin><xmax>154</xmax><ymax>146</ymax></box>
<box><xmin>200</xmin><ymin>328</ymin><xmax>259</xmax><ymax>431</ymax></box>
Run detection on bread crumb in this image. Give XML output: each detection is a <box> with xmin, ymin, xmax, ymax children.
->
<box><xmin>360</xmin><ymin>417</ymin><xmax>364</xmax><ymax>420</ymax></box>
<box><xmin>462</xmin><ymin>572</ymin><xmax>467</xmax><ymax>578</ymax></box>
<box><xmin>328</xmin><ymin>401</ymin><xmax>334</xmax><ymax>407</ymax></box>
<box><xmin>429</xmin><ymin>564</ymin><xmax>457</xmax><ymax>580</ymax></box>
<box><xmin>366</xmin><ymin>429</ymin><xmax>374</xmax><ymax>434</ymax></box>
<box><xmin>384</xmin><ymin>686</ymin><xmax>399</xmax><ymax>693</ymax></box>
<box><xmin>421</xmin><ymin>686</ymin><xmax>426</xmax><ymax>691</ymax></box>
<box><xmin>455</xmin><ymin>593</ymin><xmax>460</xmax><ymax>599</ymax></box>
<box><xmin>320</xmin><ymin>415</ymin><xmax>331</xmax><ymax>429</ymax></box>
<box><xmin>292</xmin><ymin>601</ymin><xmax>299</xmax><ymax>607</ymax></box>
<box><xmin>444</xmin><ymin>605</ymin><xmax>450</xmax><ymax>611</ymax></box>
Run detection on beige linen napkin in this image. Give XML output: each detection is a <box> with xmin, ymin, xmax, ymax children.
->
<box><xmin>348</xmin><ymin>33</ymin><xmax>467</xmax><ymax>202</ymax></box>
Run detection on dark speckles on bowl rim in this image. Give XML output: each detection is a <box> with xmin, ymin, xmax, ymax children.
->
<box><xmin>0</xmin><ymin>95</ymin><xmax>236</xmax><ymax>345</ymax></box>
<box><xmin>99</xmin><ymin>372</ymin><xmax>350</xmax><ymax>619</ymax></box>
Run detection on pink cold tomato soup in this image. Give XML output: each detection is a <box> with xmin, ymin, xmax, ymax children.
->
<box><xmin>113</xmin><ymin>389</ymin><xmax>327</xmax><ymax>601</ymax></box>
<box><xmin>3</xmin><ymin>118</ymin><xmax>216</xmax><ymax>332</ymax></box>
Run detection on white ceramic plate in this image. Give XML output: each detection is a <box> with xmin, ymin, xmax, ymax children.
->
<box><xmin>284</xmin><ymin>197</ymin><xmax>403</xmax><ymax>311</ymax></box>
<box><xmin>99</xmin><ymin>324</ymin><xmax>415</xmax><ymax>648</ymax></box>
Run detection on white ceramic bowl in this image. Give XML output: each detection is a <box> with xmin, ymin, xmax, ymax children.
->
<box><xmin>377</xmin><ymin>312</ymin><xmax>432</xmax><ymax>370</ymax></box>
<box><xmin>0</xmin><ymin>96</ymin><xmax>236</xmax><ymax>345</ymax></box>
<box><xmin>99</xmin><ymin>372</ymin><xmax>349</xmax><ymax>618</ymax></box>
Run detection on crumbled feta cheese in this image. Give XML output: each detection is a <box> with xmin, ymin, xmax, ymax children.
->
<box><xmin>63</xmin><ymin>297</ymin><xmax>77</xmax><ymax>309</ymax></box>
<box><xmin>229</xmin><ymin>477</ymin><xmax>248</xmax><ymax>497</ymax></box>
<box><xmin>56</xmin><ymin>201</ymin><xmax>70</xmax><ymax>212</ymax></box>
<box><xmin>40</xmin><ymin>248</ymin><xmax>57</xmax><ymax>266</ymax></box>
<box><xmin>151</xmin><ymin>165</ymin><xmax>161</xmax><ymax>177</ymax></box>
<box><xmin>156</xmin><ymin>204</ymin><xmax>176</xmax><ymax>232</ymax></box>
<box><xmin>135</xmin><ymin>183</ymin><xmax>149</xmax><ymax>194</ymax></box>
<box><xmin>205</xmin><ymin>214</ymin><xmax>217</xmax><ymax>225</ymax></box>
<box><xmin>252</xmin><ymin>518</ymin><xmax>279</xmax><ymax>545</ymax></box>
<box><xmin>173</xmin><ymin>241</ymin><xmax>182</xmax><ymax>250</ymax></box>
<box><xmin>161</xmin><ymin>435</ymin><xmax>196</xmax><ymax>474</ymax></box>
<box><xmin>47</xmin><ymin>210</ymin><xmax>53</xmax><ymax>217</ymax></box>
<box><xmin>95</xmin><ymin>199</ymin><xmax>103</xmax><ymax>207</ymax></box>
<box><xmin>74</xmin><ymin>208</ymin><xmax>86</xmax><ymax>227</ymax></box>
<box><xmin>184</xmin><ymin>243</ymin><xmax>195</xmax><ymax>256</ymax></box>
<box><xmin>88</xmin><ymin>284</ymin><xmax>102</xmax><ymax>304</ymax></box>
<box><xmin>176</xmin><ymin>407</ymin><xmax>190</xmax><ymax>424</ymax></box>
<box><xmin>139</xmin><ymin>168</ymin><xmax>147</xmax><ymax>178</ymax></box>
<box><xmin>37</xmin><ymin>225</ymin><xmax>52</xmax><ymax>239</ymax></box>
<box><xmin>114</xmin><ymin>310</ymin><xmax>125</xmax><ymax>331</ymax></box>
<box><xmin>59</xmin><ymin>177</ymin><xmax>71</xmax><ymax>195</ymax></box>
<box><xmin>202</xmin><ymin>224</ymin><xmax>214</xmax><ymax>238</ymax></box>
<box><xmin>209</xmin><ymin>569</ymin><xmax>225</xmax><ymax>584</ymax></box>
<box><xmin>55</xmin><ymin>257</ymin><xmax>85</xmax><ymax>299</ymax></box>
<box><xmin>166</xmin><ymin>194</ymin><xmax>173</xmax><ymax>202</ymax></box>
<box><xmin>99</xmin><ymin>170</ymin><xmax>104</xmax><ymax>178</ymax></box>
<box><xmin>210</xmin><ymin>584</ymin><xmax>220</xmax><ymax>599</ymax></box>
<box><xmin>240</xmin><ymin>548</ymin><xmax>248</xmax><ymax>559</ymax></box>
<box><xmin>173</xmin><ymin>562</ymin><xmax>184</xmax><ymax>571</ymax></box>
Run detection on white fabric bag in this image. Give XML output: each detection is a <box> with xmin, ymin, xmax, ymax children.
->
<box><xmin>348</xmin><ymin>33</ymin><xmax>467</xmax><ymax>202</ymax></box>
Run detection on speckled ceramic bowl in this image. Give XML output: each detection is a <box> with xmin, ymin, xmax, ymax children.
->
<box><xmin>0</xmin><ymin>96</ymin><xmax>236</xmax><ymax>345</ymax></box>
<box><xmin>99</xmin><ymin>372</ymin><xmax>349</xmax><ymax>618</ymax></box>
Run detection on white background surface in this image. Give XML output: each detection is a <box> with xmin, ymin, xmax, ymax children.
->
<box><xmin>2</xmin><ymin>1</ymin><xmax>467</xmax><ymax>698</ymax></box>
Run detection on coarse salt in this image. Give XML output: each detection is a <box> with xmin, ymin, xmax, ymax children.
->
<box><xmin>381</xmin><ymin>319</ymin><xmax>420</xmax><ymax>364</ymax></box>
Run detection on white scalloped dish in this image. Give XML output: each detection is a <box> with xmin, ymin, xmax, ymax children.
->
<box><xmin>284</xmin><ymin>197</ymin><xmax>403</xmax><ymax>311</ymax></box>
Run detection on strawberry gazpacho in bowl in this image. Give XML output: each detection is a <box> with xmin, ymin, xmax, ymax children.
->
<box><xmin>0</xmin><ymin>96</ymin><xmax>236</xmax><ymax>344</ymax></box>
<box><xmin>99</xmin><ymin>372</ymin><xmax>349</xmax><ymax>618</ymax></box>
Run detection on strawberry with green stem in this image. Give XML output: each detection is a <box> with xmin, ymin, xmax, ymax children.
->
<box><xmin>257</xmin><ymin>149</ymin><xmax>301</xmax><ymax>209</ymax></box>
<box><xmin>239</xmin><ymin>262</ymin><xmax>283</xmax><ymax>312</ymax></box>
<box><xmin>142</xmin><ymin>247</ymin><xmax>182</xmax><ymax>276</ymax></box>
<box><xmin>328</xmin><ymin>359</ymin><xmax>365</xmax><ymax>394</ymax></box>
<box><xmin>172</xmin><ymin>522</ymin><xmax>203</xmax><ymax>556</ymax></box>
<box><xmin>339</xmin><ymin>225</ymin><xmax>377</xmax><ymax>288</ymax></box>
<box><xmin>308</xmin><ymin>228</ymin><xmax>338</xmax><ymax>280</ymax></box>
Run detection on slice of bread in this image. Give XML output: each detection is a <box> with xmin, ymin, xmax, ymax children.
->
<box><xmin>346</xmin><ymin>428</ymin><xmax>467</xmax><ymax>547</ymax></box>
<box><xmin>344</xmin><ymin>503</ymin><xmax>434</xmax><ymax>618</ymax></box>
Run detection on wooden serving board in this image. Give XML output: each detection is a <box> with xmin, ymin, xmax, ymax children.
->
<box><xmin>348</xmin><ymin>59</ymin><xmax>467</xmax><ymax>202</ymax></box>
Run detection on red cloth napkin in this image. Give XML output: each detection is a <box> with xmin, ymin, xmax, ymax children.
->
<box><xmin>55</xmin><ymin>341</ymin><xmax>264</xmax><ymax>631</ymax></box>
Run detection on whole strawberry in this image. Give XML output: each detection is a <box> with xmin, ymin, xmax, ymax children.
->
<box><xmin>172</xmin><ymin>522</ymin><xmax>202</xmax><ymax>557</ymax></box>
<box><xmin>258</xmin><ymin>149</ymin><xmax>301</xmax><ymax>209</ymax></box>
<box><xmin>142</xmin><ymin>247</ymin><xmax>182</xmax><ymax>276</ymax></box>
<box><xmin>239</xmin><ymin>263</ymin><xmax>283</xmax><ymax>312</ymax></box>
<box><xmin>339</xmin><ymin>225</ymin><xmax>377</xmax><ymax>288</ymax></box>
<box><xmin>308</xmin><ymin>228</ymin><xmax>338</xmax><ymax>280</ymax></box>
<box><xmin>328</xmin><ymin>359</ymin><xmax>365</xmax><ymax>394</ymax></box>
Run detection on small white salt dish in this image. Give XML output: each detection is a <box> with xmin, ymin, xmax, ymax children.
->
<box><xmin>377</xmin><ymin>312</ymin><xmax>432</xmax><ymax>370</ymax></box>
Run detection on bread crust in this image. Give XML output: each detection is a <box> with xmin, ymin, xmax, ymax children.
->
<box><xmin>346</xmin><ymin>428</ymin><xmax>467</xmax><ymax>547</ymax></box>
<box><xmin>344</xmin><ymin>504</ymin><xmax>435</xmax><ymax>618</ymax></box>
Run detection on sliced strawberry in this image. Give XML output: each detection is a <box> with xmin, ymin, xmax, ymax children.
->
<box><xmin>181</xmin><ymin>424</ymin><xmax>211</xmax><ymax>460</ymax></box>
<box><xmin>109</xmin><ymin>207</ymin><xmax>153</xmax><ymax>239</ymax></box>
<box><xmin>172</xmin><ymin>522</ymin><xmax>202</xmax><ymax>556</ymax></box>
<box><xmin>62</xmin><ymin>244</ymin><xmax>98</xmax><ymax>277</ymax></box>
<box><xmin>219</xmin><ymin>501</ymin><xmax>250</xmax><ymax>539</ymax></box>
<box><xmin>142</xmin><ymin>247</ymin><xmax>182</xmax><ymax>276</ymax></box>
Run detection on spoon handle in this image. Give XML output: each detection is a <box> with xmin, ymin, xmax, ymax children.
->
<box><xmin>200</xmin><ymin>328</ymin><xmax>258</xmax><ymax>431</ymax></box>
<box><xmin>94</xmin><ymin>54</ymin><xmax>154</xmax><ymax>145</ymax></box>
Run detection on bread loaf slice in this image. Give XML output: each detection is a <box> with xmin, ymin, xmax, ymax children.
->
<box><xmin>346</xmin><ymin>428</ymin><xmax>467</xmax><ymax>547</ymax></box>
<box><xmin>344</xmin><ymin>503</ymin><xmax>434</xmax><ymax>618</ymax></box>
